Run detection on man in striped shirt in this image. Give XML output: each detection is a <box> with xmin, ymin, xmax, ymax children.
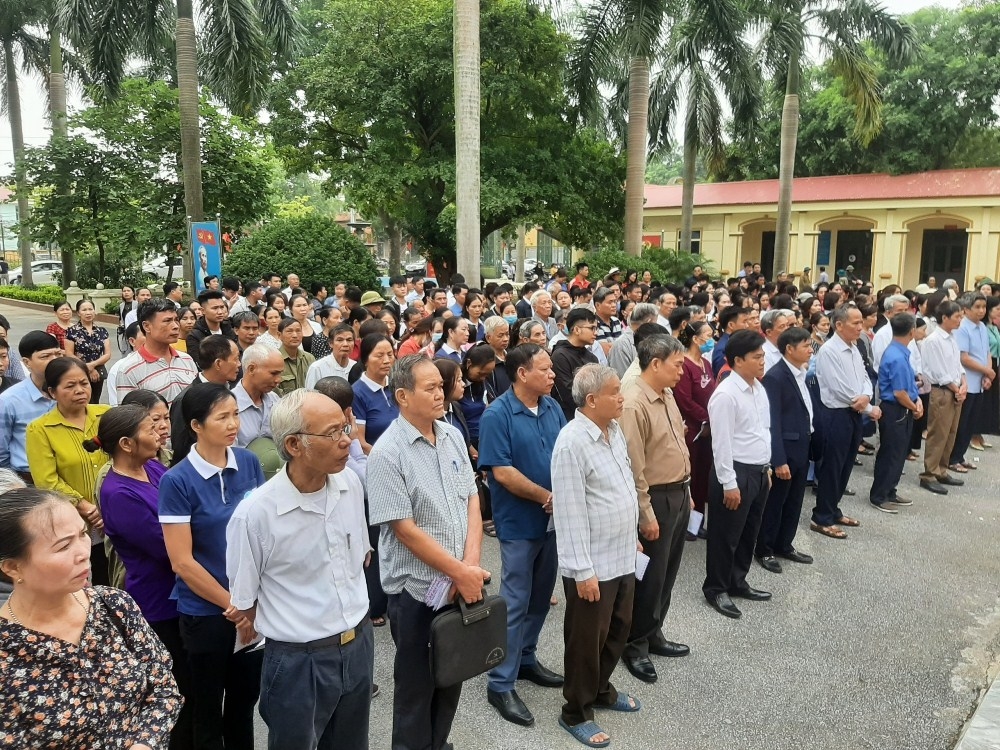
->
<box><xmin>115</xmin><ymin>298</ymin><xmax>197</xmax><ymax>405</ymax></box>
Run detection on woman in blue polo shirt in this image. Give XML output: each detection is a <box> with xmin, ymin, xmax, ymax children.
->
<box><xmin>159</xmin><ymin>382</ymin><xmax>265</xmax><ymax>750</ymax></box>
<box><xmin>352</xmin><ymin>333</ymin><xmax>399</xmax><ymax>454</ymax></box>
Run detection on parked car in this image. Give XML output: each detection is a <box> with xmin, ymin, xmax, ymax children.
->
<box><xmin>8</xmin><ymin>260</ymin><xmax>63</xmax><ymax>286</ymax></box>
<box><xmin>142</xmin><ymin>255</ymin><xmax>185</xmax><ymax>281</ymax></box>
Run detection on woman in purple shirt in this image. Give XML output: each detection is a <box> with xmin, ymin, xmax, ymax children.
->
<box><xmin>90</xmin><ymin>405</ymin><xmax>194</xmax><ymax>750</ymax></box>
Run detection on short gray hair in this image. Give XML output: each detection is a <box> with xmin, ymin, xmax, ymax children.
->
<box><xmin>959</xmin><ymin>291</ymin><xmax>986</xmax><ymax>309</ymax></box>
<box><xmin>519</xmin><ymin>320</ymin><xmax>544</xmax><ymax>340</ymax></box>
<box><xmin>942</xmin><ymin>278</ymin><xmax>958</xmax><ymax>290</ymax></box>
<box><xmin>760</xmin><ymin>309</ymin><xmax>789</xmax><ymax>332</ymax></box>
<box><xmin>241</xmin><ymin>342</ymin><xmax>278</xmax><ymax>370</ymax></box>
<box><xmin>883</xmin><ymin>294</ymin><xmax>909</xmax><ymax>312</ymax></box>
<box><xmin>270</xmin><ymin>389</ymin><xmax>310</xmax><ymax>462</ymax></box>
<box><xmin>0</xmin><ymin>469</ymin><xmax>26</xmax><ymax>495</ymax></box>
<box><xmin>630</xmin><ymin>303</ymin><xmax>658</xmax><ymax>326</ymax></box>
<box><xmin>231</xmin><ymin>311</ymin><xmax>259</xmax><ymax>328</ymax></box>
<box><xmin>484</xmin><ymin>316</ymin><xmax>509</xmax><ymax>337</ymax></box>
<box><xmin>637</xmin><ymin>334</ymin><xmax>684</xmax><ymax>370</ymax></box>
<box><xmin>530</xmin><ymin>290</ymin><xmax>551</xmax><ymax>310</ymax></box>
<box><xmin>572</xmin><ymin>364</ymin><xmax>619</xmax><ymax>407</ymax></box>
<box><xmin>389</xmin><ymin>353</ymin><xmax>436</xmax><ymax>393</ymax></box>
<box><xmin>829</xmin><ymin>304</ymin><xmax>857</xmax><ymax>327</ymax></box>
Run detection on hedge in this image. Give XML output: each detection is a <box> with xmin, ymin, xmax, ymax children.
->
<box><xmin>0</xmin><ymin>285</ymin><xmax>66</xmax><ymax>306</ymax></box>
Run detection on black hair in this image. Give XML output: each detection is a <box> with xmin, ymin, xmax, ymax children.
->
<box><xmin>17</xmin><ymin>331</ymin><xmax>60</xmax><ymax>359</ymax></box>
<box><xmin>504</xmin><ymin>342</ymin><xmax>543</xmax><ymax>381</ymax></box>
<box><xmin>359</xmin><ymin>333</ymin><xmax>394</xmax><ymax>367</ymax></box>
<box><xmin>328</xmin><ymin>323</ymin><xmax>355</xmax><ymax>341</ymax></box>
<box><xmin>719</xmin><ymin>305</ymin><xmax>747</xmax><ymax>332</ymax></box>
<box><xmin>566</xmin><ymin>307</ymin><xmax>597</xmax><ymax>331</ymax></box>
<box><xmin>633</xmin><ymin>322</ymin><xmax>668</xmax><ymax>349</ymax></box>
<box><xmin>53</xmin><ymin>300</ymin><xmax>72</xmax><ymax>312</ymax></box>
<box><xmin>222</xmin><ymin>276</ymin><xmax>240</xmax><ymax>293</ymax></box>
<box><xmin>0</xmin><ymin>338</ymin><xmax>7</xmax><ymax>351</ymax></box>
<box><xmin>203</xmin><ymin>274</ymin><xmax>219</xmax><ymax>286</ymax></box>
<box><xmin>436</xmin><ymin>316</ymin><xmax>468</xmax><ymax>351</ymax></box>
<box><xmin>121</xmin><ymin>388</ymin><xmax>169</xmax><ymax>410</ymax></box>
<box><xmin>310</xmin><ymin>281</ymin><xmax>327</xmax><ymax>296</ymax></box>
<box><xmin>43</xmin><ymin>357</ymin><xmax>90</xmax><ymax>394</ymax></box>
<box><xmin>677</xmin><ymin>320</ymin><xmax>710</xmax><ymax>348</ymax></box>
<box><xmin>433</xmin><ymin>358</ymin><xmax>463</xmax><ymax>401</ymax></box>
<box><xmin>0</xmin><ymin>487</ymin><xmax>70</xmax><ymax>582</ymax></box>
<box><xmin>389</xmin><ymin>275</ymin><xmax>407</xmax><ymax>287</ymax></box>
<box><xmin>84</xmin><ymin>405</ymin><xmax>149</xmax><ymax>459</ymax></box>
<box><xmin>345</xmin><ymin>287</ymin><xmax>363</xmax><ymax>305</ymax></box>
<box><xmin>171</xmin><ymin>383</ymin><xmax>237</xmax><ymax>466</ymax></box>
<box><xmin>231</xmin><ymin>311</ymin><xmax>260</xmax><ymax>329</ymax></box>
<box><xmin>347</xmin><ymin>307</ymin><xmax>371</xmax><ymax>325</ymax></box>
<box><xmin>358</xmin><ymin>319</ymin><xmax>390</xmax><ymax>340</ymax></box>
<box><xmin>138</xmin><ymin>298</ymin><xmax>177</xmax><ymax>331</ymax></box>
<box><xmin>462</xmin><ymin>341</ymin><xmax>496</xmax><ymax>375</ymax></box>
<box><xmin>777</xmin><ymin>326</ymin><xmax>811</xmax><ymax>355</ymax></box>
<box><xmin>163</xmin><ymin>281</ymin><xmax>181</xmax><ymax>296</ymax></box>
<box><xmin>245</xmin><ymin>281</ymin><xmax>261</xmax><ymax>295</ymax></box>
<box><xmin>277</xmin><ymin>317</ymin><xmax>301</xmax><ymax>334</ymax></box>
<box><xmin>667</xmin><ymin>307</ymin><xmax>692</xmax><ymax>333</ymax></box>
<box><xmin>0</xmin><ymin>314</ymin><xmax>9</xmax><ymax>331</ymax></box>
<box><xmin>74</xmin><ymin>298</ymin><xmax>95</xmax><ymax>312</ymax></box>
<box><xmin>889</xmin><ymin>312</ymin><xmax>916</xmax><ymax>337</ymax></box>
<box><xmin>725</xmin><ymin>329</ymin><xmax>766</xmax><ymax>368</ymax></box>
<box><xmin>197</xmin><ymin>289</ymin><xmax>225</xmax><ymax>305</ymax></box>
<box><xmin>313</xmin><ymin>376</ymin><xmax>355</xmax><ymax>411</ymax></box>
<box><xmin>196</xmin><ymin>335</ymin><xmax>237</xmax><ymax>371</ymax></box>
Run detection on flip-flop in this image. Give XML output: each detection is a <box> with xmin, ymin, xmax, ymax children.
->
<box><xmin>948</xmin><ymin>464</ymin><xmax>969</xmax><ymax>473</ymax></box>
<box><xmin>836</xmin><ymin>516</ymin><xmax>861</xmax><ymax>527</ymax></box>
<box><xmin>810</xmin><ymin>522</ymin><xmax>847</xmax><ymax>539</ymax></box>
<box><xmin>597</xmin><ymin>692</ymin><xmax>641</xmax><ymax>713</ymax></box>
<box><xmin>558</xmin><ymin>718</ymin><xmax>611</xmax><ymax>748</ymax></box>
<box><xmin>370</xmin><ymin>616</ymin><xmax>387</xmax><ymax>627</ymax></box>
<box><xmin>962</xmin><ymin>462</ymin><xmax>977</xmax><ymax>470</ymax></box>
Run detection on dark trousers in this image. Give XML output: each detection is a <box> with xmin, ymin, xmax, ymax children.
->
<box><xmin>703</xmin><ymin>463</ymin><xmax>769</xmax><ymax>599</ymax></box>
<box><xmin>487</xmin><ymin>532</ymin><xmax>558</xmax><ymax>692</ymax></box>
<box><xmin>386</xmin><ymin>591</ymin><xmax>461</xmax><ymax>750</ymax></box>
<box><xmin>871</xmin><ymin>401</ymin><xmax>913</xmax><ymax>506</ymax></box>
<box><xmin>950</xmin><ymin>391</ymin><xmax>982</xmax><ymax>465</ymax></box>
<box><xmin>179</xmin><ymin>614</ymin><xmax>264</xmax><ymax>750</ymax></box>
<box><xmin>89</xmin><ymin>543</ymin><xmax>110</xmax><ymax>587</ymax></box>
<box><xmin>365</xmin><ymin>525</ymin><xmax>387</xmax><ymax>619</ymax></box>
<box><xmin>561</xmin><ymin>574</ymin><xmax>635</xmax><ymax>726</ymax></box>
<box><xmin>259</xmin><ymin>624</ymin><xmax>374</xmax><ymax>750</ymax></box>
<box><xmin>910</xmin><ymin>393</ymin><xmax>930</xmax><ymax>451</ymax></box>
<box><xmin>151</xmin><ymin>617</ymin><xmax>195</xmax><ymax>750</ymax></box>
<box><xmin>811</xmin><ymin>407</ymin><xmax>862</xmax><ymax>527</ymax></box>
<box><xmin>755</xmin><ymin>458</ymin><xmax>808</xmax><ymax>558</ymax></box>
<box><xmin>625</xmin><ymin>485</ymin><xmax>689</xmax><ymax>659</ymax></box>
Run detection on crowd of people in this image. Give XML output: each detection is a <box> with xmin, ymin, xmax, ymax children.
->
<box><xmin>0</xmin><ymin>259</ymin><xmax>997</xmax><ymax>749</ymax></box>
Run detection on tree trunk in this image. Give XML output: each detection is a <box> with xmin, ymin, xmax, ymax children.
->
<box><xmin>176</xmin><ymin>0</ymin><xmax>204</xmax><ymax>288</ymax></box>
<box><xmin>454</xmin><ymin>0</ymin><xmax>481</xmax><ymax>283</ymax></box>
<box><xmin>624</xmin><ymin>56</ymin><xmax>650</xmax><ymax>257</ymax></box>
<box><xmin>4</xmin><ymin>39</ymin><xmax>33</xmax><ymax>286</ymax></box>
<box><xmin>381</xmin><ymin>211</ymin><xmax>403</xmax><ymax>276</ymax></box>
<box><xmin>515</xmin><ymin>223</ymin><xmax>526</xmax><ymax>283</ymax></box>
<box><xmin>774</xmin><ymin>48</ymin><xmax>801</xmax><ymax>278</ymax></box>
<box><xmin>49</xmin><ymin>25</ymin><xmax>76</xmax><ymax>285</ymax></box>
<box><xmin>679</xmin><ymin>116</ymin><xmax>698</xmax><ymax>254</ymax></box>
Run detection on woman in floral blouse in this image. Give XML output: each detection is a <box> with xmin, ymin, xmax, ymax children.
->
<box><xmin>65</xmin><ymin>300</ymin><xmax>111</xmax><ymax>404</ymax></box>
<box><xmin>45</xmin><ymin>300</ymin><xmax>74</xmax><ymax>350</ymax></box>
<box><xmin>0</xmin><ymin>486</ymin><xmax>181</xmax><ymax>748</ymax></box>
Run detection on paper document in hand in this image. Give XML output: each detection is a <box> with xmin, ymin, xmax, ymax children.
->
<box><xmin>635</xmin><ymin>551</ymin><xmax>651</xmax><ymax>582</ymax></box>
<box><xmin>234</xmin><ymin>633</ymin><xmax>265</xmax><ymax>654</ymax></box>
<box><xmin>687</xmin><ymin>510</ymin><xmax>704</xmax><ymax>537</ymax></box>
<box><xmin>425</xmin><ymin>576</ymin><xmax>454</xmax><ymax>610</ymax></box>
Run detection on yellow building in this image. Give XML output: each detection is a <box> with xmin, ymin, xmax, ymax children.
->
<box><xmin>642</xmin><ymin>168</ymin><xmax>1000</xmax><ymax>289</ymax></box>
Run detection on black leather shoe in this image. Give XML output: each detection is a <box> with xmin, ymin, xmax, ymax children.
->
<box><xmin>756</xmin><ymin>555</ymin><xmax>783</xmax><ymax>573</ymax></box>
<box><xmin>939</xmin><ymin>474</ymin><xmax>964</xmax><ymax>487</ymax></box>
<box><xmin>731</xmin><ymin>586</ymin><xmax>772</xmax><ymax>601</ymax></box>
<box><xmin>707</xmin><ymin>593</ymin><xmax>742</xmax><ymax>618</ymax></box>
<box><xmin>778</xmin><ymin>549</ymin><xmax>814</xmax><ymax>565</ymax></box>
<box><xmin>649</xmin><ymin>640</ymin><xmax>690</xmax><ymax>658</ymax></box>
<box><xmin>487</xmin><ymin>689</ymin><xmax>534</xmax><ymax>726</ymax></box>
<box><xmin>920</xmin><ymin>479</ymin><xmax>948</xmax><ymax>495</ymax></box>
<box><xmin>517</xmin><ymin>661</ymin><xmax>564</xmax><ymax>688</ymax></box>
<box><xmin>623</xmin><ymin>655</ymin><xmax>658</xmax><ymax>683</ymax></box>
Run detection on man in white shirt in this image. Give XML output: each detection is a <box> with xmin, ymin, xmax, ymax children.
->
<box><xmin>231</xmin><ymin>343</ymin><xmax>284</xmax><ymax>447</ymax></box>
<box><xmin>655</xmin><ymin>290</ymin><xmax>677</xmax><ymax>334</ymax></box>
<box><xmin>812</xmin><ymin>306</ymin><xmax>881</xmax><ymax>539</ymax></box>
<box><xmin>222</xmin><ymin>276</ymin><xmax>250</xmax><ymax>316</ymax></box>
<box><xmin>704</xmin><ymin>330</ymin><xmax>773</xmax><ymax>619</ymax></box>
<box><xmin>760</xmin><ymin>310</ymin><xmax>792</xmax><ymax>373</ymax></box>
<box><xmin>281</xmin><ymin>272</ymin><xmax>300</xmax><ymax>298</ymax></box>
<box><xmin>871</xmin><ymin>294</ymin><xmax>912</xmax><ymax>368</ymax></box>
<box><xmin>306</xmin><ymin>325</ymin><xmax>357</xmax><ymax>388</ymax></box>
<box><xmin>920</xmin><ymin>299</ymin><xmax>968</xmax><ymax>493</ymax></box>
<box><xmin>123</xmin><ymin>287</ymin><xmax>152</xmax><ymax>327</ymax></box>
<box><xmin>227</xmin><ymin>390</ymin><xmax>373</xmax><ymax>749</ymax></box>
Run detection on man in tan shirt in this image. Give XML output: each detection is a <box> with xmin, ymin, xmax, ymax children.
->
<box><xmin>619</xmin><ymin>334</ymin><xmax>692</xmax><ymax>684</ymax></box>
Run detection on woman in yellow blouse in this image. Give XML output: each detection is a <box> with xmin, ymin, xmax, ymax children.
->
<box><xmin>25</xmin><ymin>357</ymin><xmax>111</xmax><ymax>584</ymax></box>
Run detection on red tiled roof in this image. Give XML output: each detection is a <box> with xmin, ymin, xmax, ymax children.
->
<box><xmin>644</xmin><ymin>168</ymin><xmax>1000</xmax><ymax>209</ymax></box>
<box><xmin>0</xmin><ymin>187</ymin><xmax>12</xmax><ymax>202</ymax></box>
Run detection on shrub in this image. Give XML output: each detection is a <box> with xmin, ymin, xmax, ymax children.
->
<box><xmin>224</xmin><ymin>215</ymin><xmax>379</xmax><ymax>291</ymax></box>
<box><xmin>0</xmin><ymin>285</ymin><xmax>65</xmax><ymax>305</ymax></box>
<box><xmin>581</xmin><ymin>247</ymin><xmax>714</xmax><ymax>287</ymax></box>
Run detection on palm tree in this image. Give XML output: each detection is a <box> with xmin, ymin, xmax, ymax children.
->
<box><xmin>63</xmin><ymin>0</ymin><xmax>297</xmax><ymax>279</ymax></box>
<box><xmin>454</xmin><ymin>0</ymin><xmax>481</xmax><ymax>284</ymax></box>
<box><xmin>648</xmin><ymin>0</ymin><xmax>759</xmax><ymax>254</ymax></box>
<box><xmin>0</xmin><ymin>0</ymin><xmax>48</xmax><ymax>286</ymax></box>
<box><xmin>569</xmin><ymin>0</ymin><xmax>671</xmax><ymax>256</ymax></box>
<box><xmin>759</xmin><ymin>0</ymin><xmax>916</xmax><ymax>274</ymax></box>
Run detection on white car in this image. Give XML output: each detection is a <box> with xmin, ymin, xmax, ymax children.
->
<box><xmin>8</xmin><ymin>260</ymin><xmax>63</xmax><ymax>286</ymax></box>
<box><xmin>142</xmin><ymin>255</ymin><xmax>185</xmax><ymax>280</ymax></box>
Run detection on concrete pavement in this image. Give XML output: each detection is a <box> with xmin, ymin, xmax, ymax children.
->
<box><xmin>2</xmin><ymin>301</ymin><xmax>997</xmax><ymax>750</ymax></box>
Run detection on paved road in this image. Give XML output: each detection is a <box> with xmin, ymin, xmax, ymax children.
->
<box><xmin>4</xmin><ymin>301</ymin><xmax>999</xmax><ymax>750</ymax></box>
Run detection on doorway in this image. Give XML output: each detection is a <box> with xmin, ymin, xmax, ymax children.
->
<box><xmin>835</xmin><ymin>230</ymin><xmax>873</xmax><ymax>281</ymax></box>
<box><xmin>920</xmin><ymin>229</ymin><xmax>967</xmax><ymax>288</ymax></box>
<box><xmin>760</xmin><ymin>232</ymin><xmax>775</xmax><ymax>281</ymax></box>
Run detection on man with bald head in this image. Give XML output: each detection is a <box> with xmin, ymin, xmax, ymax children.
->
<box><xmin>227</xmin><ymin>389</ymin><xmax>373</xmax><ymax>748</ymax></box>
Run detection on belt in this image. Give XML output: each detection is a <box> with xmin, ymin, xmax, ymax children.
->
<box><xmin>931</xmin><ymin>384</ymin><xmax>954</xmax><ymax>389</ymax></box>
<box><xmin>268</xmin><ymin>622</ymin><xmax>365</xmax><ymax>651</ymax></box>
<box><xmin>649</xmin><ymin>478</ymin><xmax>691</xmax><ymax>492</ymax></box>
<box><xmin>734</xmin><ymin>461</ymin><xmax>771</xmax><ymax>474</ymax></box>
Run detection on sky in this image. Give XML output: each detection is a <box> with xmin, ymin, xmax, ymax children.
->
<box><xmin>0</xmin><ymin>0</ymin><xmax>965</xmax><ymax>173</ymax></box>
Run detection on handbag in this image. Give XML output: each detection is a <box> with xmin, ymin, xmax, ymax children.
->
<box><xmin>429</xmin><ymin>589</ymin><xmax>508</xmax><ymax>688</ymax></box>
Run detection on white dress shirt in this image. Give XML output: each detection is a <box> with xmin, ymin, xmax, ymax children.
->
<box><xmin>763</xmin><ymin>340</ymin><xmax>782</xmax><ymax>373</ymax></box>
<box><xmin>227</xmin><ymin>466</ymin><xmax>371</xmax><ymax>642</ymax></box>
<box><xmin>656</xmin><ymin>315</ymin><xmax>672</xmax><ymax>335</ymax></box>
<box><xmin>814</xmin><ymin>333</ymin><xmax>873</xmax><ymax>412</ymax></box>
<box><xmin>228</xmin><ymin>295</ymin><xmax>250</xmax><ymax>316</ymax></box>
<box><xmin>871</xmin><ymin>323</ymin><xmax>920</xmax><ymax>371</ymax></box>
<box><xmin>123</xmin><ymin>309</ymin><xmax>138</xmax><ymax>328</ymax></box>
<box><xmin>305</xmin><ymin>356</ymin><xmax>357</xmax><ymax>389</ymax></box>
<box><xmin>920</xmin><ymin>327</ymin><xmax>964</xmax><ymax>387</ymax></box>
<box><xmin>783</xmin><ymin>357</ymin><xmax>814</xmax><ymax>431</ymax></box>
<box><xmin>708</xmin><ymin>372</ymin><xmax>771</xmax><ymax>490</ymax></box>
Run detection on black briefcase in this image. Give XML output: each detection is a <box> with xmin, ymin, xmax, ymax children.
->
<box><xmin>429</xmin><ymin>590</ymin><xmax>507</xmax><ymax>688</ymax></box>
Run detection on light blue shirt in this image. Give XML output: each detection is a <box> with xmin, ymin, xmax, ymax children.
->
<box><xmin>955</xmin><ymin>317</ymin><xmax>990</xmax><ymax>394</ymax></box>
<box><xmin>0</xmin><ymin>378</ymin><xmax>56</xmax><ymax>472</ymax></box>
<box><xmin>815</xmin><ymin>333</ymin><xmax>874</xmax><ymax>413</ymax></box>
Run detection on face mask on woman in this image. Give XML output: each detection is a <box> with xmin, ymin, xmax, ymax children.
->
<box><xmin>814</xmin><ymin>330</ymin><xmax>827</xmax><ymax>341</ymax></box>
<box><xmin>432</xmin><ymin>332</ymin><xmax>443</xmax><ymax>343</ymax></box>
<box><xmin>699</xmin><ymin>339</ymin><xmax>715</xmax><ymax>354</ymax></box>
<box><xmin>503</xmin><ymin>315</ymin><xmax>518</xmax><ymax>325</ymax></box>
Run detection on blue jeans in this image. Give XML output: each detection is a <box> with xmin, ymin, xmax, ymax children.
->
<box><xmin>259</xmin><ymin>622</ymin><xmax>374</xmax><ymax>750</ymax></box>
<box><xmin>487</xmin><ymin>532</ymin><xmax>558</xmax><ymax>692</ymax></box>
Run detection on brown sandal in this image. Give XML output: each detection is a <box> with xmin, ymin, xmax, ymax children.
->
<box><xmin>837</xmin><ymin>516</ymin><xmax>861</xmax><ymax>527</ymax></box>
<box><xmin>961</xmin><ymin>461</ymin><xmax>977</xmax><ymax>470</ymax></box>
<box><xmin>810</xmin><ymin>522</ymin><xmax>848</xmax><ymax>539</ymax></box>
<box><xmin>948</xmin><ymin>463</ymin><xmax>969</xmax><ymax>473</ymax></box>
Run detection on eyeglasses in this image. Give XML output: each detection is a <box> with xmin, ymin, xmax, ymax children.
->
<box><xmin>297</xmin><ymin>424</ymin><xmax>353</xmax><ymax>440</ymax></box>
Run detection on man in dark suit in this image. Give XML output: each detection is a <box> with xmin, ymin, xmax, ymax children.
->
<box><xmin>756</xmin><ymin>327</ymin><xmax>815</xmax><ymax>573</ymax></box>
